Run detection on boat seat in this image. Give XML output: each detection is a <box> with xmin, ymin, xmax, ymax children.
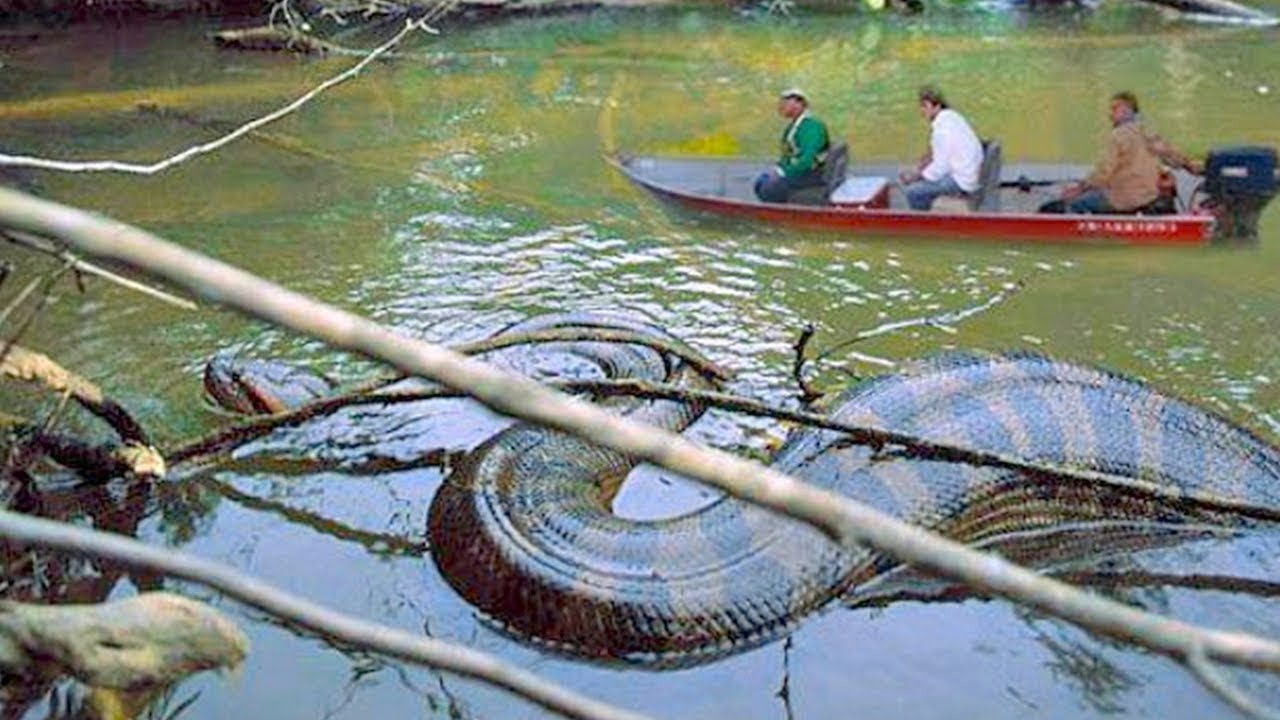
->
<box><xmin>787</xmin><ymin>143</ymin><xmax>850</xmax><ymax>206</ymax></box>
<box><xmin>822</xmin><ymin>143</ymin><xmax>850</xmax><ymax>197</ymax></box>
<box><xmin>928</xmin><ymin>139</ymin><xmax>1002</xmax><ymax>213</ymax></box>
<box><xmin>970</xmin><ymin>139</ymin><xmax>1003</xmax><ymax>211</ymax></box>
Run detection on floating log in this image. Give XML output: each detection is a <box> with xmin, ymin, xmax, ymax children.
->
<box><xmin>210</xmin><ymin>25</ymin><xmax>358</xmax><ymax>54</ymax></box>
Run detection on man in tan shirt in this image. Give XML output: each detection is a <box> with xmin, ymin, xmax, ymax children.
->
<box><xmin>1045</xmin><ymin>91</ymin><xmax>1200</xmax><ymax>214</ymax></box>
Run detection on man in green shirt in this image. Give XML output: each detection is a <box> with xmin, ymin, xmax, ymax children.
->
<box><xmin>754</xmin><ymin>88</ymin><xmax>832</xmax><ymax>203</ymax></box>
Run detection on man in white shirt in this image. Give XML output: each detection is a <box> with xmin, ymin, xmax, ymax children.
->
<box><xmin>898</xmin><ymin>87</ymin><xmax>985</xmax><ymax>211</ymax></box>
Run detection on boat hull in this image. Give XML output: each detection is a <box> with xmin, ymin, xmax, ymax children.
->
<box><xmin>614</xmin><ymin>154</ymin><xmax>1216</xmax><ymax>246</ymax></box>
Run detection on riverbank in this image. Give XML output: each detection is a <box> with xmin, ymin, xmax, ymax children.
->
<box><xmin>0</xmin><ymin>0</ymin><xmax>687</xmax><ymax>31</ymax></box>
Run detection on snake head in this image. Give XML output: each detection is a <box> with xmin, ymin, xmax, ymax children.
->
<box><xmin>202</xmin><ymin>355</ymin><xmax>333</xmax><ymax>415</ymax></box>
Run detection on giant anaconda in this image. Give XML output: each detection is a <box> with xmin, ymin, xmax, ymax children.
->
<box><xmin>425</xmin><ymin>319</ymin><xmax>1280</xmax><ymax>667</ymax></box>
<box><xmin>204</xmin><ymin>314</ymin><xmax>1280</xmax><ymax>667</ymax></box>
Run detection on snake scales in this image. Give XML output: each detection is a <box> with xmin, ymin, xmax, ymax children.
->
<box><xmin>425</xmin><ymin>315</ymin><xmax>1280</xmax><ymax>667</ymax></box>
<box><xmin>204</xmin><ymin>313</ymin><xmax>1280</xmax><ymax>667</ymax></box>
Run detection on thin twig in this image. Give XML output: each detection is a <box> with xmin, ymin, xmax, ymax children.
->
<box><xmin>4</xmin><ymin>231</ymin><xmax>196</xmax><ymax>310</ymax></box>
<box><xmin>812</xmin><ymin>281</ymin><xmax>1025</xmax><ymax>365</ymax></box>
<box><xmin>0</xmin><ymin>260</ymin><xmax>74</xmax><ymax>368</ymax></box>
<box><xmin>775</xmin><ymin>636</ymin><xmax>795</xmax><ymax>720</ymax></box>
<box><xmin>5</xmin><ymin>187</ymin><xmax>1280</xmax><ymax>705</ymax></box>
<box><xmin>0</xmin><ymin>19</ymin><xmax>437</xmax><ymax>175</ymax></box>
<box><xmin>35</xmin><ymin>386</ymin><xmax>73</xmax><ymax>436</ymax></box>
<box><xmin>1186</xmin><ymin>643</ymin><xmax>1280</xmax><ymax>720</ymax></box>
<box><xmin>0</xmin><ymin>276</ymin><xmax>44</xmax><ymax>332</ymax></box>
<box><xmin>567</xmin><ymin>379</ymin><xmax>1280</xmax><ymax>522</ymax></box>
<box><xmin>168</xmin><ymin>391</ymin><xmax>437</xmax><ymax>464</ymax></box>
<box><xmin>0</xmin><ymin>511</ymin><xmax>652</xmax><ymax>720</ymax></box>
<box><xmin>790</xmin><ymin>322</ymin><xmax>824</xmax><ymax>405</ymax></box>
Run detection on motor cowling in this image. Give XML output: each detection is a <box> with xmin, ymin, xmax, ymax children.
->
<box><xmin>1202</xmin><ymin>145</ymin><xmax>1278</xmax><ymax>241</ymax></box>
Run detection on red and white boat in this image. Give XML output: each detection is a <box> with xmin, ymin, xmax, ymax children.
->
<box><xmin>610</xmin><ymin>148</ymin><xmax>1277</xmax><ymax>245</ymax></box>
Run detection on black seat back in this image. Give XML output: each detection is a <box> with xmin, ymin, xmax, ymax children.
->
<box><xmin>970</xmin><ymin>139</ymin><xmax>1003</xmax><ymax>211</ymax></box>
<box><xmin>823</xmin><ymin>143</ymin><xmax>850</xmax><ymax>197</ymax></box>
<box><xmin>786</xmin><ymin>142</ymin><xmax>850</xmax><ymax>206</ymax></box>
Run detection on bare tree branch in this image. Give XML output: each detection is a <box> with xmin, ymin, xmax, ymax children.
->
<box><xmin>0</xmin><ymin>510</ymin><xmax>654</xmax><ymax>720</ymax></box>
<box><xmin>0</xmin><ymin>19</ymin><xmax>437</xmax><ymax>175</ymax></box>
<box><xmin>0</xmin><ymin>276</ymin><xmax>46</xmax><ymax>334</ymax></box>
<box><xmin>1</xmin><ymin>261</ymin><xmax>74</xmax><ymax>370</ymax></box>
<box><xmin>556</xmin><ymin>379</ymin><xmax>1280</xmax><ymax>524</ymax></box>
<box><xmin>1186</xmin><ymin>644</ymin><xmax>1280</xmax><ymax>720</ymax></box>
<box><xmin>4</xmin><ymin>230</ymin><xmax>196</xmax><ymax>310</ymax></box>
<box><xmin>175</xmin><ymin>373</ymin><xmax>1280</xmax><ymax>528</ymax></box>
<box><xmin>790</xmin><ymin>322</ymin><xmax>824</xmax><ymax>404</ymax></box>
<box><xmin>4</xmin><ymin>185</ymin><xmax>1280</xmax><ymax>694</ymax></box>
<box><xmin>2</xmin><ymin>344</ymin><xmax>152</xmax><ymax>445</ymax></box>
<box><xmin>12</xmin><ymin>428</ymin><xmax>164</xmax><ymax>480</ymax></box>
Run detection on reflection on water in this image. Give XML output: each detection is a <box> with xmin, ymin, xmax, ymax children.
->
<box><xmin>1</xmin><ymin>6</ymin><xmax>1279</xmax><ymax>719</ymax></box>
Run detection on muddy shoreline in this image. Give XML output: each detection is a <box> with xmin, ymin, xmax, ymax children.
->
<box><xmin>0</xmin><ymin>0</ymin><xmax>682</xmax><ymax>32</ymax></box>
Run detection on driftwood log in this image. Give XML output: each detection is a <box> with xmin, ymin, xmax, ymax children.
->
<box><xmin>0</xmin><ymin>592</ymin><xmax>247</xmax><ymax>689</ymax></box>
<box><xmin>211</xmin><ymin>25</ymin><xmax>359</xmax><ymax>54</ymax></box>
<box><xmin>1</xmin><ymin>344</ymin><xmax>164</xmax><ymax>479</ymax></box>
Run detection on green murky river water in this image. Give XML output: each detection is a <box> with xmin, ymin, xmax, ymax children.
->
<box><xmin>1</xmin><ymin>5</ymin><xmax>1279</xmax><ymax>718</ymax></box>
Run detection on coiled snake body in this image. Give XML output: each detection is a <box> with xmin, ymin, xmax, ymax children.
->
<box><xmin>204</xmin><ymin>314</ymin><xmax>1280</xmax><ymax>667</ymax></box>
<box><xmin>427</xmin><ymin>318</ymin><xmax>1280</xmax><ymax>667</ymax></box>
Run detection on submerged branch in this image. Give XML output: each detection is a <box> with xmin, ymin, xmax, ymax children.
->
<box><xmin>812</xmin><ymin>280</ymin><xmax>1025</xmax><ymax>365</ymax></box>
<box><xmin>168</xmin><ymin>324</ymin><xmax>733</xmax><ymax>463</ymax></box>
<box><xmin>12</xmin><ymin>429</ymin><xmax>165</xmax><ymax>480</ymax></box>
<box><xmin>179</xmin><ymin>375</ymin><xmax>1280</xmax><ymax>528</ymax></box>
<box><xmin>6</xmin><ymin>186</ymin><xmax>1280</xmax><ymax>702</ymax></box>
<box><xmin>558</xmin><ymin>378</ymin><xmax>1280</xmax><ymax>524</ymax></box>
<box><xmin>789</xmin><ymin>322</ymin><xmax>824</xmax><ymax>404</ymax></box>
<box><xmin>1</xmin><ymin>344</ymin><xmax>152</xmax><ymax>446</ymax></box>
<box><xmin>168</xmin><ymin>383</ymin><xmax>458</xmax><ymax>464</ymax></box>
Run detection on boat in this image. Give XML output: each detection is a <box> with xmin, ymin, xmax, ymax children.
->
<box><xmin>610</xmin><ymin>146</ymin><xmax>1277</xmax><ymax>245</ymax></box>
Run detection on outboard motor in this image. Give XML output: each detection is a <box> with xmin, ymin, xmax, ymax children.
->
<box><xmin>1202</xmin><ymin>145</ymin><xmax>1278</xmax><ymax>241</ymax></box>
